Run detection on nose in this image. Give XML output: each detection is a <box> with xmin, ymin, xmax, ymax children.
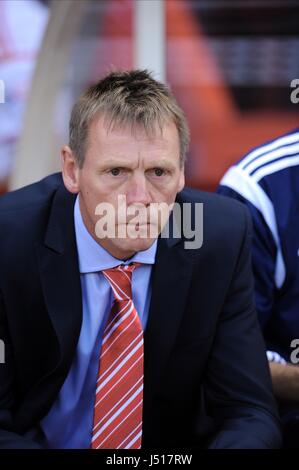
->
<box><xmin>126</xmin><ymin>173</ymin><xmax>152</xmax><ymax>207</ymax></box>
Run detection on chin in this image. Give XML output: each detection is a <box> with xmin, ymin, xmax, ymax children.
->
<box><xmin>113</xmin><ymin>237</ymin><xmax>156</xmax><ymax>259</ymax></box>
<box><xmin>126</xmin><ymin>236</ymin><xmax>156</xmax><ymax>251</ymax></box>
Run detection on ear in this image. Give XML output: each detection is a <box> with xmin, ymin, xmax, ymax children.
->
<box><xmin>61</xmin><ymin>145</ymin><xmax>80</xmax><ymax>194</ymax></box>
<box><xmin>178</xmin><ymin>169</ymin><xmax>185</xmax><ymax>193</ymax></box>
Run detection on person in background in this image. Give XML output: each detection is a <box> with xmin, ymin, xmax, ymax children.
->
<box><xmin>218</xmin><ymin>128</ymin><xmax>299</xmax><ymax>447</ymax></box>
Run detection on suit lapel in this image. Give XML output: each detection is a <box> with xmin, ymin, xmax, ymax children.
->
<box><xmin>144</xmin><ymin>235</ymin><xmax>195</xmax><ymax>396</ymax></box>
<box><xmin>36</xmin><ymin>185</ymin><xmax>82</xmax><ymax>379</ymax></box>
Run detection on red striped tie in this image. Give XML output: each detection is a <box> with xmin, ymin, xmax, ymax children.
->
<box><xmin>91</xmin><ymin>263</ymin><xmax>143</xmax><ymax>449</ymax></box>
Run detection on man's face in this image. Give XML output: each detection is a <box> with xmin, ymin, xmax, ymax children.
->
<box><xmin>63</xmin><ymin>116</ymin><xmax>185</xmax><ymax>259</ymax></box>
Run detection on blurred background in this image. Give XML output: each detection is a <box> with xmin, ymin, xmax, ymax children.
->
<box><xmin>0</xmin><ymin>0</ymin><xmax>299</xmax><ymax>194</ymax></box>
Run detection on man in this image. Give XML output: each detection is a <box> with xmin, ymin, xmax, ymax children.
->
<box><xmin>0</xmin><ymin>70</ymin><xmax>280</xmax><ymax>449</ymax></box>
<box><xmin>218</xmin><ymin>128</ymin><xmax>299</xmax><ymax>447</ymax></box>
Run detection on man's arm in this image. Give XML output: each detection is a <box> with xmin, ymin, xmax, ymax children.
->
<box><xmin>218</xmin><ymin>180</ymin><xmax>299</xmax><ymax>406</ymax></box>
<box><xmin>205</xmin><ymin>207</ymin><xmax>281</xmax><ymax>449</ymax></box>
<box><xmin>0</xmin><ymin>292</ymin><xmax>42</xmax><ymax>448</ymax></box>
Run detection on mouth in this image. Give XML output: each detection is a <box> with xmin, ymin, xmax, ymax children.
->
<box><xmin>118</xmin><ymin>222</ymin><xmax>152</xmax><ymax>226</ymax></box>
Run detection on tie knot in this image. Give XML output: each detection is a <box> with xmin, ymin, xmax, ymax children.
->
<box><xmin>102</xmin><ymin>262</ymin><xmax>141</xmax><ymax>301</ymax></box>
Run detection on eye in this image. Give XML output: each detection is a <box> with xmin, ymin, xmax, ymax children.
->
<box><xmin>110</xmin><ymin>168</ymin><xmax>121</xmax><ymax>176</ymax></box>
<box><xmin>153</xmin><ymin>168</ymin><xmax>165</xmax><ymax>177</ymax></box>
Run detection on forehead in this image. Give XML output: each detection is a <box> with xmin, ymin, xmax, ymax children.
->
<box><xmin>87</xmin><ymin>116</ymin><xmax>180</xmax><ymax>157</ymax></box>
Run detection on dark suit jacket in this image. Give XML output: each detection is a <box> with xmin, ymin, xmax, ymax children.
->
<box><xmin>0</xmin><ymin>173</ymin><xmax>281</xmax><ymax>449</ymax></box>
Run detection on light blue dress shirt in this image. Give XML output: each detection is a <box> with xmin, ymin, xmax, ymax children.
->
<box><xmin>38</xmin><ymin>196</ymin><xmax>157</xmax><ymax>448</ymax></box>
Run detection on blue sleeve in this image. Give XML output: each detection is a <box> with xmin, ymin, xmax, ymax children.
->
<box><xmin>217</xmin><ymin>184</ymin><xmax>277</xmax><ymax>332</ymax></box>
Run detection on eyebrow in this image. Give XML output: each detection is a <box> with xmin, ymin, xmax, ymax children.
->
<box><xmin>99</xmin><ymin>158</ymin><xmax>177</xmax><ymax>169</ymax></box>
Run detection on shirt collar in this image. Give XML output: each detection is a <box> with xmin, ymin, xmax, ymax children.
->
<box><xmin>74</xmin><ymin>195</ymin><xmax>157</xmax><ymax>274</ymax></box>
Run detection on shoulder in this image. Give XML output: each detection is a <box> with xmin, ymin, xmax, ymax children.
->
<box><xmin>177</xmin><ymin>187</ymin><xmax>251</xmax><ymax>248</ymax></box>
<box><xmin>174</xmin><ymin>188</ymin><xmax>252</xmax><ymax>285</ymax></box>
<box><xmin>178</xmin><ymin>186</ymin><xmax>250</xmax><ymax>223</ymax></box>
<box><xmin>0</xmin><ymin>172</ymin><xmax>63</xmax><ymax>214</ymax></box>
<box><xmin>218</xmin><ymin>128</ymin><xmax>299</xmax><ymax>202</ymax></box>
<box><xmin>0</xmin><ymin>173</ymin><xmax>65</xmax><ymax>254</ymax></box>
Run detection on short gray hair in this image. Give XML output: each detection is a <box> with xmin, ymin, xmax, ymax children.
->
<box><xmin>69</xmin><ymin>70</ymin><xmax>189</xmax><ymax>168</ymax></box>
